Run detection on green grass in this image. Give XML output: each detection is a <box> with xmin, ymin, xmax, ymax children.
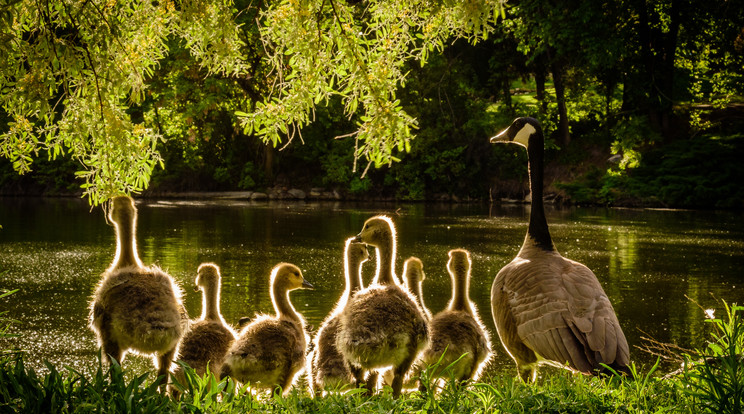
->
<box><xmin>1</xmin><ymin>299</ymin><xmax>742</xmax><ymax>412</ymax></box>
<box><xmin>0</xmin><ymin>354</ymin><xmax>694</xmax><ymax>413</ymax></box>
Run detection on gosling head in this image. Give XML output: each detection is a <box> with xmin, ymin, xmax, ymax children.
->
<box><xmin>108</xmin><ymin>195</ymin><xmax>136</xmax><ymax>226</ymax></box>
<box><xmin>270</xmin><ymin>263</ymin><xmax>314</xmax><ymax>292</ymax></box>
<box><xmin>195</xmin><ymin>263</ymin><xmax>221</xmax><ymax>293</ymax></box>
<box><xmin>345</xmin><ymin>238</ymin><xmax>370</xmax><ymax>265</ymax></box>
<box><xmin>353</xmin><ymin>215</ymin><xmax>395</xmax><ymax>248</ymax></box>
<box><xmin>490</xmin><ymin>117</ymin><xmax>542</xmax><ymax>149</ymax></box>
<box><xmin>402</xmin><ymin>257</ymin><xmax>425</xmax><ymax>286</ymax></box>
<box><xmin>447</xmin><ymin>249</ymin><xmax>471</xmax><ymax>279</ymax></box>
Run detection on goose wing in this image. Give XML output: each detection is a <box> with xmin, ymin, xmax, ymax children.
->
<box><xmin>502</xmin><ymin>254</ymin><xmax>629</xmax><ymax>372</ymax></box>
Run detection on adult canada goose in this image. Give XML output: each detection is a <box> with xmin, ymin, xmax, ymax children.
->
<box><xmin>220</xmin><ymin>263</ymin><xmax>314</xmax><ymax>395</ymax></box>
<box><xmin>309</xmin><ymin>238</ymin><xmax>370</xmax><ymax>394</ymax></box>
<box><xmin>89</xmin><ymin>196</ymin><xmax>189</xmax><ymax>388</ymax></box>
<box><xmin>489</xmin><ymin>117</ymin><xmax>629</xmax><ymax>382</ymax></box>
<box><xmin>402</xmin><ymin>257</ymin><xmax>432</xmax><ymax>322</ymax></box>
<box><xmin>171</xmin><ymin>263</ymin><xmax>236</xmax><ymax>391</ymax></box>
<box><xmin>336</xmin><ymin>216</ymin><xmax>429</xmax><ymax>398</ymax></box>
<box><xmin>419</xmin><ymin>249</ymin><xmax>491</xmax><ymax>388</ymax></box>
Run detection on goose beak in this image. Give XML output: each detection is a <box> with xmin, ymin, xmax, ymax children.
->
<box><xmin>490</xmin><ymin>127</ymin><xmax>510</xmax><ymax>144</ymax></box>
<box><xmin>301</xmin><ymin>280</ymin><xmax>315</xmax><ymax>290</ymax></box>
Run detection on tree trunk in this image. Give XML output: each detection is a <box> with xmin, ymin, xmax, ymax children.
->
<box><xmin>551</xmin><ymin>59</ymin><xmax>570</xmax><ymax>147</ymax></box>
<box><xmin>659</xmin><ymin>0</ymin><xmax>681</xmax><ymax>137</ymax></box>
<box><xmin>535</xmin><ymin>54</ymin><xmax>548</xmax><ymax>115</ymax></box>
<box><xmin>502</xmin><ymin>76</ymin><xmax>513</xmax><ymax>115</ymax></box>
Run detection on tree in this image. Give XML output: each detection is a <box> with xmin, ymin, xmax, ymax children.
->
<box><xmin>0</xmin><ymin>0</ymin><xmax>245</xmax><ymax>205</ymax></box>
<box><xmin>0</xmin><ymin>0</ymin><xmax>503</xmax><ymax>205</ymax></box>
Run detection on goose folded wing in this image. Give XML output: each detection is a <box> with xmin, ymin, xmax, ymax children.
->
<box><xmin>506</xmin><ymin>261</ymin><xmax>595</xmax><ymax>372</ymax></box>
<box><xmin>561</xmin><ymin>259</ymin><xmax>629</xmax><ymax>368</ymax></box>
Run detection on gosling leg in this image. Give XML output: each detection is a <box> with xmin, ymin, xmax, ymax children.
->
<box><xmin>102</xmin><ymin>340</ymin><xmax>122</xmax><ymax>366</ymax></box>
<box><xmin>365</xmin><ymin>371</ymin><xmax>378</xmax><ymax>396</ymax></box>
<box><xmin>157</xmin><ymin>347</ymin><xmax>177</xmax><ymax>390</ymax></box>
<box><xmin>392</xmin><ymin>354</ymin><xmax>417</xmax><ymax>398</ymax></box>
<box><xmin>349</xmin><ymin>365</ymin><xmax>371</xmax><ymax>394</ymax></box>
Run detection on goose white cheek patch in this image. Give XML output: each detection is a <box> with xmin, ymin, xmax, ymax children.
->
<box><xmin>514</xmin><ymin>123</ymin><xmax>536</xmax><ymax>148</ymax></box>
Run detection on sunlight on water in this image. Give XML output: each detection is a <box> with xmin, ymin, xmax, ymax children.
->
<box><xmin>1</xmin><ymin>198</ymin><xmax>743</xmax><ymax>380</ymax></box>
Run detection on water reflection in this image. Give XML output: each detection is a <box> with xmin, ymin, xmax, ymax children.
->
<box><xmin>1</xmin><ymin>197</ymin><xmax>743</xmax><ymax>379</ymax></box>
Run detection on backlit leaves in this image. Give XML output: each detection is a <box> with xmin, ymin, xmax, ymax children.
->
<box><xmin>241</xmin><ymin>0</ymin><xmax>501</xmax><ymax>173</ymax></box>
<box><xmin>0</xmin><ymin>0</ymin><xmax>244</xmax><ymax>205</ymax></box>
<box><xmin>0</xmin><ymin>0</ymin><xmax>501</xmax><ymax>205</ymax></box>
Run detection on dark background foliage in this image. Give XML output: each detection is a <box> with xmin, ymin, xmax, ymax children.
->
<box><xmin>2</xmin><ymin>0</ymin><xmax>743</xmax><ymax>209</ymax></box>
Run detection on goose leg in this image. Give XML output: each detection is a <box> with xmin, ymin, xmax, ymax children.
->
<box><xmin>518</xmin><ymin>364</ymin><xmax>537</xmax><ymax>383</ymax></box>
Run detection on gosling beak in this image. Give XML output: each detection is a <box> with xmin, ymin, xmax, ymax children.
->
<box><xmin>301</xmin><ymin>279</ymin><xmax>315</xmax><ymax>290</ymax></box>
<box><xmin>352</xmin><ymin>233</ymin><xmax>362</xmax><ymax>243</ymax></box>
<box><xmin>193</xmin><ymin>285</ymin><xmax>200</xmax><ymax>292</ymax></box>
<box><xmin>490</xmin><ymin>127</ymin><xmax>510</xmax><ymax>144</ymax></box>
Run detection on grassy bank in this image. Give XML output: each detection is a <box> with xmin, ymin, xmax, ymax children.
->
<box><xmin>0</xmin><ymin>357</ymin><xmax>682</xmax><ymax>413</ymax></box>
<box><xmin>1</xmin><ymin>297</ymin><xmax>742</xmax><ymax>413</ymax></box>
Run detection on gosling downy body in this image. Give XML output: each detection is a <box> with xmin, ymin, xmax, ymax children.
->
<box><xmin>89</xmin><ymin>196</ymin><xmax>189</xmax><ymax>387</ymax></box>
<box><xmin>171</xmin><ymin>263</ymin><xmax>236</xmax><ymax>390</ymax></box>
<box><xmin>490</xmin><ymin>117</ymin><xmax>629</xmax><ymax>382</ymax></box>
<box><xmin>220</xmin><ymin>263</ymin><xmax>314</xmax><ymax>395</ymax></box>
<box><xmin>336</xmin><ymin>216</ymin><xmax>429</xmax><ymax>398</ymax></box>
<box><xmin>309</xmin><ymin>238</ymin><xmax>369</xmax><ymax>394</ymax></box>
<box><xmin>420</xmin><ymin>249</ymin><xmax>492</xmax><ymax>387</ymax></box>
<box><xmin>382</xmin><ymin>256</ymin><xmax>431</xmax><ymax>389</ymax></box>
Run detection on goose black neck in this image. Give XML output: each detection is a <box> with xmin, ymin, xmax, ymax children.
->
<box><xmin>526</xmin><ymin>133</ymin><xmax>554</xmax><ymax>251</ymax></box>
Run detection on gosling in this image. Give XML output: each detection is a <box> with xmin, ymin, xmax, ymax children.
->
<box><xmin>419</xmin><ymin>249</ymin><xmax>492</xmax><ymax>389</ymax></box>
<box><xmin>171</xmin><ymin>263</ymin><xmax>236</xmax><ymax>392</ymax></box>
<box><xmin>309</xmin><ymin>238</ymin><xmax>369</xmax><ymax>395</ymax></box>
<box><xmin>336</xmin><ymin>216</ymin><xmax>429</xmax><ymax>398</ymax></box>
<box><xmin>89</xmin><ymin>195</ymin><xmax>189</xmax><ymax>388</ymax></box>
<box><xmin>220</xmin><ymin>263</ymin><xmax>314</xmax><ymax>395</ymax></box>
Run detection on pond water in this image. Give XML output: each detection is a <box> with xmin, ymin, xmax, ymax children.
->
<box><xmin>1</xmin><ymin>197</ymin><xmax>743</xmax><ymax>380</ymax></box>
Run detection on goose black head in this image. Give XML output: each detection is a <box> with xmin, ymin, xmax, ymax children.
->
<box><xmin>490</xmin><ymin>117</ymin><xmax>542</xmax><ymax>149</ymax></box>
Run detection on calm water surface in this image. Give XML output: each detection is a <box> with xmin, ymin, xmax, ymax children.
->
<box><xmin>1</xmin><ymin>197</ymin><xmax>743</xmax><ymax>380</ymax></box>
